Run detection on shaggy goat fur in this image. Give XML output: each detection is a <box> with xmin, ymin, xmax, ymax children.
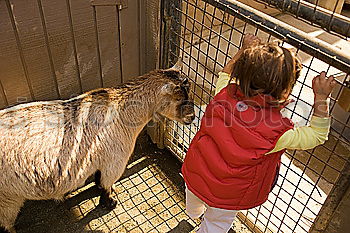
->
<box><xmin>0</xmin><ymin>69</ymin><xmax>195</xmax><ymax>233</ymax></box>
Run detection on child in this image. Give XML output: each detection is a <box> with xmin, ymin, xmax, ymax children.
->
<box><xmin>182</xmin><ymin>34</ymin><xmax>336</xmax><ymax>233</ymax></box>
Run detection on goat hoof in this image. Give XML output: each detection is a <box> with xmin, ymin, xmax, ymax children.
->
<box><xmin>0</xmin><ymin>227</ymin><xmax>12</xmax><ymax>233</ymax></box>
<box><xmin>99</xmin><ymin>196</ymin><xmax>118</xmax><ymax>210</ymax></box>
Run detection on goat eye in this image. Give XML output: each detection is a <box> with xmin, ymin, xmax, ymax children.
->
<box><xmin>174</xmin><ymin>94</ymin><xmax>183</xmax><ymax>101</ymax></box>
<box><xmin>182</xmin><ymin>78</ymin><xmax>189</xmax><ymax>85</ymax></box>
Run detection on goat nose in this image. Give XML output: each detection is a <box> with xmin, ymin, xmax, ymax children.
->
<box><xmin>187</xmin><ymin>113</ymin><xmax>195</xmax><ymax>121</ymax></box>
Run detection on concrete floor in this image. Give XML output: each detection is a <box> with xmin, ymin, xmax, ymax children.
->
<box><xmin>10</xmin><ymin>133</ymin><xmax>251</xmax><ymax>233</ymax></box>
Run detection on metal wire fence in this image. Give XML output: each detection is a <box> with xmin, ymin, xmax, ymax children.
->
<box><xmin>160</xmin><ymin>0</ymin><xmax>350</xmax><ymax>232</ymax></box>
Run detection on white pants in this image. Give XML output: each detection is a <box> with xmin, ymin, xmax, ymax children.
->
<box><xmin>185</xmin><ymin>187</ymin><xmax>238</xmax><ymax>233</ymax></box>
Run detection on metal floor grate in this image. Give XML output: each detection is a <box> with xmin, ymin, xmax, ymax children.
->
<box><xmin>71</xmin><ymin>162</ymin><xmax>191</xmax><ymax>232</ymax></box>
<box><xmin>15</xmin><ymin>136</ymin><xmax>251</xmax><ymax>233</ymax></box>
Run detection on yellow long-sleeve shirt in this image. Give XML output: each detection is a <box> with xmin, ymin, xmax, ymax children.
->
<box><xmin>216</xmin><ymin>72</ymin><xmax>331</xmax><ymax>153</ymax></box>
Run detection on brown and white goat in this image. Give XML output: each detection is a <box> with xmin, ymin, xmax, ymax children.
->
<box><xmin>0</xmin><ymin>69</ymin><xmax>195</xmax><ymax>233</ymax></box>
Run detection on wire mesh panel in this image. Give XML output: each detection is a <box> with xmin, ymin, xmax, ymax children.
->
<box><xmin>160</xmin><ymin>0</ymin><xmax>350</xmax><ymax>232</ymax></box>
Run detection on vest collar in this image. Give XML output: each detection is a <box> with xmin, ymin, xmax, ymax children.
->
<box><xmin>227</xmin><ymin>84</ymin><xmax>289</xmax><ymax>110</ymax></box>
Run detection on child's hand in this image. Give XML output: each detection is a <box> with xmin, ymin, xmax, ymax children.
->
<box><xmin>312</xmin><ymin>71</ymin><xmax>337</xmax><ymax>100</ymax></box>
<box><xmin>242</xmin><ymin>33</ymin><xmax>261</xmax><ymax>49</ymax></box>
<box><xmin>222</xmin><ymin>34</ymin><xmax>260</xmax><ymax>74</ymax></box>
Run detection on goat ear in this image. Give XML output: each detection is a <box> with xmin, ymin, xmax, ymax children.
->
<box><xmin>161</xmin><ymin>82</ymin><xmax>177</xmax><ymax>95</ymax></box>
<box><xmin>168</xmin><ymin>58</ymin><xmax>183</xmax><ymax>71</ymax></box>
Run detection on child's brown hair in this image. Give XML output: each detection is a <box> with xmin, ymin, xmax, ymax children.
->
<box><xmin>231</xmin><ymin>43</ymin><xmax>302</xmax><ymax>101</ymax></box>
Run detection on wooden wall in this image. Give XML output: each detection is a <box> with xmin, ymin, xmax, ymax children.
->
<box><xmin>0</xmin><ymin>0</ymin><xmax>157</xmax><ymax>108</ymax></box>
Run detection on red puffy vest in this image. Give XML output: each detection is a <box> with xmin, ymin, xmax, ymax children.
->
<box><xmin>182</xmin><ymin>84</ymin><xmax>294</xmax><ymax>210</ymax></box>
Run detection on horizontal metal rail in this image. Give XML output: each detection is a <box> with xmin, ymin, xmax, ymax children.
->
<box><xmin>204</xmin><ymin>0</ymin><xmax>350</xmax><ymax>74</ymax></box>
<box><xmin>256</xmin><ymin>0</ymin><xmax>350</xmax><ymax>38</ymax></box>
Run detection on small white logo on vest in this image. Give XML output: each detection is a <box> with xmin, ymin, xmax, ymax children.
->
<box><xmin>236</xmin><ymin>101</ymin><xmax>248</xmax><ymax>112</ymax></box>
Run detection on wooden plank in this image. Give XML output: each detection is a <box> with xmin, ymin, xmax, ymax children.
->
<box><xmin>0</xmin><ymin>0</ymin><xmax>39</xmax><ymax>107</ymax></box>
<box><xmin>4</xmin><ymin>0</ymin><xmax>60</xmax><ymax>101</ymax></box>
<box><xmin>95</xmin><ymin>6</ymin><xmax>122</xmax><ymax>86</ymax></box>
<box><xmin>119</xmin><ymin>0</ymin><xmax>140</xmax><ymax>81</ymax></box>
<box><xmin>40</xmin><ymin>0</ymin><xmax>82</xmax><ymax>99</ymax></box>
<box><xmin>69</xmin><ymin>0</ymin><xmax>103</xmax><ymax>92</ymax></box>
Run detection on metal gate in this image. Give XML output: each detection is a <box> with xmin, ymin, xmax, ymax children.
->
<box><xmin>159</xmin><ymin>0</ymin><xmax>350</xmax><ymax>232</ymax></box>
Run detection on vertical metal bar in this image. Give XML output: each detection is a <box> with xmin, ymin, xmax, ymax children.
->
<box><xmin>92</xmin><ymin>6</ymin><xmax>104</xmax><ymax>88</ymax></box>
<box><xmin>223</xmin><ymin>16</ymin><xmax>235</xmax><ymax>66</ymax></box>
<box><xmin>187</xmin><ymin>0</ymin><xmax>199</xmax><ymax>79</ymax></box>
<box><xmin>283</xmin><ymin>0</ymin><xmax>287</xmax><ymax>11</ymax></box>
<box><xmin>5</xmin><ymin>0</ymin><xmax>35</xmax><ymax>101</ymax></box>
<box><xmin>169</xmin><ymin>0</ymin><xmax>182</xmax><ymax>67</ymax></box>
<box><xmin>116</xmin><ymin>6</ymin><xmax>123</xmax><ymax>83</ymax></box>
<box><xmin>238</xmin><ymin>22</ymin><xmax>247</xmax><ymax>48</ymax></box>
<box><xmin>185</xmin><ymin>0</ymin><xmax>200</xmax><ymax>151</ymax></box>
<box><xmin>311</xmin><ymin>0</ymin><xmax>320</xmax><ymax>24</ymax></box>
<box><xmin>168</xmin><ymin>0</ymin><xmax>183</xmax><ymax>156</ymax></box>
<box><xmin>328</xmin><ymin>0</ymin><xmax>341</xmax><ymax>31</ymax></box>
<box><xmin>37</xmin><ymin>0</ymin><xmax>60</xmax><ymax>98</ymax></box>
<box><xmin>181</xmin><ymin>1</ymin><xmax>190</xmax><ymax>154</ymax></box>
<box><xmin>296</xmin><ymin>0</ymin><xmax>301</xmax><ymax>18</ymax></box>
<box><xmin>65</xmin><ymin>0</ymin><xmax>83</xmax><ymax>93</ymax></box>
<box><xmin>200</xmin><ymin>5</ymin><xmax>215</xmax><ymax>106</ymax></box>
<box><xmin>210</xmin><ymin>8</ymin><xmax>224</xmax><ymax>95</ymax></box>
<box><xmin>194</xmin><ymin>1</ymin><xmax>208</xmax><ymax>132</ymax></box>
<box><xmin>181</xmin><ymin>0</ymin><xmax>189</xmax><ymax>60</ymax></box>
<box><xmin>158</xmin><ymin>0</ymin><xmax>165</xmax><ymax>69</ymax></box>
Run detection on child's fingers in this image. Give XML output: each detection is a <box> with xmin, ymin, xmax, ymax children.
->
<box><xmin>331</xmin><ymin>80</ymin><xmax>337</xmax><ymax>87</ymax></box>
<box><xmin>319</xmin><ymin>71</ymin><xmax>326</xmax><ymax>81</ymax></box>
<box><xmin>326</xmin><ymin>75</ymin><xmax>334</xmax><ymax>85</ymax></box>
<box><xmin>243</xmin><ymin>33</ymin><xmax>260</xmax><ymax>46</ymax></box>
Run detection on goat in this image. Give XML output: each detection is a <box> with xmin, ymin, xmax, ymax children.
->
<box><xmin>0</xmin><ymin>69</ymin><xmax>195</xmax><ymax>233</ymax></box>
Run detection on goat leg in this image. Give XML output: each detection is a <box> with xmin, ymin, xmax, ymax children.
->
<box><xmin>0</xmin><ymin>226</ymin><xmax>11</xmax><ymax>233</ymax></box>
<box><xmin>99</xmin><ymin>187</ymin><xmax>117</xmax><ymax>210</ymax></box>
<box><xmin>0</xmin><ymin>197</ymin><xmax>23</xmax><ymax>233</ymax></box>
<box><xmin>94</xmin><ymin>170</ymin><xmax>102</xmax><ymax>188</ymax></box>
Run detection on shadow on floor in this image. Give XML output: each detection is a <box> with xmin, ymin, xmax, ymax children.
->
<box><xmin>166</xmin><ymin>220</ymin><xmax>194</xmax><ymax>233</ymax></box>
<box><xmin>14</xmin><ymin>132</ymin><xmax>187</xmax><ymax>233</ymax></box>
